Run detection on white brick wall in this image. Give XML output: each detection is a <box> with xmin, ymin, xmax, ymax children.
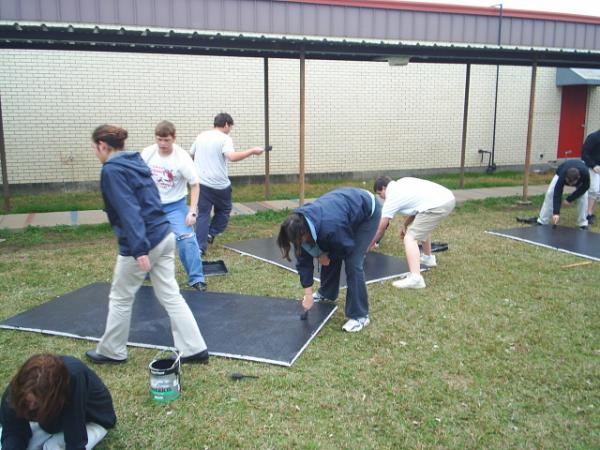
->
<box><xmin>0</xmin><ymin>49</ymin><xmax>598</xmax><ymax>185</ymax></box>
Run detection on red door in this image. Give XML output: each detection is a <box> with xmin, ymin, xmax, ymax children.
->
<box><xmin>557</xmin><ymin>85</ymin><xmax>588</xmax><ymax>158</ymax></box>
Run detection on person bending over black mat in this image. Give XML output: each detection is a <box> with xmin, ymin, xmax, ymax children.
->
<box><xmin>582</xmin><ymin>128</ymin><xmax>600</xmax><ymax>225</ymax></box>
<box><xmin>525</xmin><ymin>159</ymin><xmax>590</xmax><ymax>229</ymax></box>
<box><xmin>86</xmin><ymin>124</ymin><xmax>209</xmax><ymax>365</ymax></box>
<box><xmin>0</xmin><ymin>354</ymin><xmax>116</xmax><ymax>449</ymax></box>
<box><xmin>277</xmin><ymin>188</ymin><xmax>381</xmax><ymax>333</ymax></box>
<box><xmin>369</xmin><ymin>176</ymin><xmax>455</xmax><ymax>289</ymax></box>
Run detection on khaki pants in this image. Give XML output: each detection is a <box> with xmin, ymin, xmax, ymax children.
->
<box><xmin>407</xmin><ymin>199</ymin><xmax>456</xmax><ymax>241</ymax></box>
<box><xmin>96</xmin><ymin>233</ymin><xmax>207</xmax><ymax>359</ymax></box>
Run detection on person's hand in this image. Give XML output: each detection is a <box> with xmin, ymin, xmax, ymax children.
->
<box><xmin>137</xmin><ymin>255</ymin><xmax>151</xmax><ymax>272</ymax></box>
<box><xmin>399</xmin><ymin>224</ymin><xmax>407</xmax><ymax>239</ymax></box>
<box><xmin>318</xmin><ymin>253</ymin><xmax>330</xmax><ymax>266</ymax></box>
<box><xmin>594</xmin><ymin>165</ymin><xmax>600</xmax><ymax>174</ymax></box>
<box><xmin>552</xmin><ymin>214</ymin><xmax>560</xmax><ymax>225</ymax></box>
<box><xmin>302</xmin><ymin>293</ymin><xmax>314</xmax><ymax>312</ymax></box>
<box><xmin>562</xmin><ymin>199</ymin><xmax>572</xmax><ymax>208</ymax></box>
<box><xmin>251</xmin><ymin>146</ymin><xmax>265</xmax><ymax>156</ymax></box>
<box><xmin>185</xmin><ymin>211</ymin><xmax>197</xmax><ymax>227</ymax></box>
<box><xmin>368</xmin><ymin>242</ymin><xmax>378</xmax><ymax>252</ymax></box>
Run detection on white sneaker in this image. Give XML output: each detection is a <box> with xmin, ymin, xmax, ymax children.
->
<box><xmin>313</xmin><ymin>291</ymin><xmax>335</xmax><ymax>302</ymax></box>
<box><xmin>342</xmin><ymin>316</ymin><xmax>370</xmax><ymax>332</ymax></box>
<box><xmin>420</xmin><ymin>254</ymin><xmax>437</xmax><ymax>267</ymax></box>
<box><xmin>392</xmin><ymin>273</ymin><xmax>426</xmax><ymax>289</ymax></box>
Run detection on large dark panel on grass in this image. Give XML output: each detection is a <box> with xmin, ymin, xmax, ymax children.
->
<box><xmin>0</xmin><ymin>284</ymin><xmax>336</xmax><ymax>367</ymax></box>
<box><xmin>487</xmin><ymin>225</ymin><xmax>600</xmax><ymax>261</ymax></box>
<box><xmin>224</xmin><ymin>237</ymin><xmax>412</xmax><ymax>287</ymax></box>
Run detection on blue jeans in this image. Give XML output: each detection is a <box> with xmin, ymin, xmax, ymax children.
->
<box><xmin>318</xmin><ymin>202</ymin><xmax>382</xmax><ymax>320</ymax></box>
<box><xmin>195</xmin><ymin>184</ymin><xmax>233</xmax><ymax>252</ymax></box>
<box><xmin>163</xmin><ymin>198</ymin><xmax>205</xmax><ymax>286</ymax></box>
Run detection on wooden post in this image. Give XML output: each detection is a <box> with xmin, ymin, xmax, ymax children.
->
<box><xmin>0</xmin><ymin>92</ymin><xmax>10</xmax><ymax>212</ymax></box>
<box><xmin>459</xmin><ymin>63</ymin><xmax>471</xmax><ymax>189</ymax></box>
<box><xmin>299</xmin><ymin>51</ymin><xmax>306</xmax><ymax>205</ymax></box>
<box><xmin>521</xmin><ymin>61</ymin><xmax>537</xmax><ymax>204</ymax></box>
<box><xmin>263</xmin><ymin>57</ymin><xmax>270</xmax><ymax>199</ymax></box>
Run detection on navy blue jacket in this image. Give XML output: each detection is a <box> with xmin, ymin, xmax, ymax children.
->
<box><xmin>582</xmin><ymin>128</ymin><xmax>600</xmax><ymax>168</ymax></box>
<box><xmin>0</xmin><ymin>356</ymin><xmax>116</xmax><ymax>450</ymax></box>
<box><xmin>100</xmin><ymin>151</ymin><xmax>170</xmax><ymax>258</ymax></box>
<box><xmin>552</xmin><ymin>159</ymin><xmax>590</xmax><ymax>214</ymax></box>
<box><xmin>294</xmin><ymin>188</ymin><xmax>375</xmax><ymax>288</ymax></box>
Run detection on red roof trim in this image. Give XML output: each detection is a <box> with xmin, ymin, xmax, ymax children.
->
<box><xmin>276</xmin><ymin>0</ymin><xmax>600</xmax><ymax>25</ymax></box>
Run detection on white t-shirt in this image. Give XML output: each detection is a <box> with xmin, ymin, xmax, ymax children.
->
<box><xmin>189</xmin><ymin>129</ymin><xmax>235</xmax><ymax>189</ymax></box>
<box><xmin>141</xmin><ymin>143</ymin><xmax>199</xmax><ymax>204</ymax></box>
<box><xmin>381</xmin><ymin>178</ymin><xmax>455</xmax><ymax>218</ymax></box>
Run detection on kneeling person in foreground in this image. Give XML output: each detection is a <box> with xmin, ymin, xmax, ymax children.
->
<box><xmin>370</xmin><ymin>176</ymin><xmax>455</xmax><ymax>289</ymax></box>
<box><xmin>277</xmin><ymin>188</ymin><xmax>381</xmax><ymax>333</ymax></box>
<box><xmin>0</xmin><ymin>354</ymin><xmax>116</xmax><ymax>449</ymax></box>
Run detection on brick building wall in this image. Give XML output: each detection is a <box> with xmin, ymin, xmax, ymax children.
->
<box><xmin>0</xmin><ymin>49</ymin><xmax>598</xmax><ymax>187</ymax></box>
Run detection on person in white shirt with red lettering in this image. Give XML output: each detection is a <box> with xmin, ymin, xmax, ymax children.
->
<box><xmin>142</xmin><ymin>121</ymin><xmax>206</xmax><ymax>291</ymax></box>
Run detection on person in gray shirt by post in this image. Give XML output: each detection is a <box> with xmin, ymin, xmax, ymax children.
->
<box><xmin>189</xmin><ymin>113</ymin><xmax>264</xmax><ymax>255</ymax></box>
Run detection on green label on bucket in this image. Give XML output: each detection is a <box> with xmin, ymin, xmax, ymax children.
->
<box><xmin>150</xmin><ymin>376</ymin><xmax>181</xmax><ymax>402</ymax></box>
<box><xmin>149</xmin><ymin>357</ymin><xmax>181</xmax><ymax>403</ymax></box>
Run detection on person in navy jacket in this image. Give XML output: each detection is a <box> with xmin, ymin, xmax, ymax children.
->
<box><xmin>85</xmin><ymin>124</ymin><xmax>209</xmax><ymax>365</ymax></box>
<box><xmin>277</xmin><ymin>188</ymin><xmax>381</xmax><ymax>332</ymax></box>
<box><xmin>0</xmin><ymin>354</ymin><xmax>115</xmax><ymax>450</ymax></box>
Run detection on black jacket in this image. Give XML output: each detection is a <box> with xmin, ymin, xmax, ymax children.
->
<box><xmin>582</xmin><ymin>128</ymin><xmax>600</xmax><ymax>168</ymax></box>
<box><xmin>0</xmin><ymin>356</ymin><xmax>116</xmax><ymax>450</ymax></box>
<box><xmin>552</xmin><ymin>159</ymin><xmax>590</xmax><ymax>214</ymax></box>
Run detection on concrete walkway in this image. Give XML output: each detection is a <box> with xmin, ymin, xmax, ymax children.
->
<box><xmin>0</xmin><ymin>185</ymin><xmax>547</xmax><ymax>230</ymax></box>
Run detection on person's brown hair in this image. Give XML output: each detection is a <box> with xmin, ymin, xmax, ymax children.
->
<box><xmin>92</xmin><ymin>124</ymin><xmax>128</xmax><ymax>150</ymax></box>
<box><xmin>154</xmin><ymin>120</ymin><xmax>176</xmax><ymax>138</ymax></box>
<box><xmin>277</xmin><ymin>213</ymin><xmax>309</xmax><ymax>261</ymax></box>
<box><xmin>9</xmin><ymin>354</ymin><xmax>71</xmax><ymax>424</ymax></box>
<box><xmin>373</xmin><ymin>175</ymin><xmax>392</xmax><ymax>193</ymax></box>
<box><xmin>565</xmin><ymin>167</ymin><xmax>581</xmax><ymax>186</ymax></box>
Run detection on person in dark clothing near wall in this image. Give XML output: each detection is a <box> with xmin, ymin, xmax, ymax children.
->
<box><xmin>0</xmin><ymin>354</ymin><xmax>116</xmax><ymax>450</ymax></box>
<box><xmin>581</xmin><ymin>128</ymin><xmax>600</xmax><ymax>225</ymax></box>
<box><xmin>277</xmin><ymin>188</ymin><xmax>381</xmax><ymax>333</ymax></box>
<box><xmin>535</xmin><ymin>159</ymin><xmax>590</xmax><ymax>229</ymax></box>
<box><xmin>86</xmin><ymin>124</ymin><xmax>209</xmax><ymax>365</ymax></box>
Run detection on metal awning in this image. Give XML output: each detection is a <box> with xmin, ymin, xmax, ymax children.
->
<box><xmin>2</xmin><ymin>21</ymin><xmax>600</xmax><ymax>68</ymax></box>
<box><xmin>556</xmin><ymin>68</ymin><xmax>600</xmax><ymax>86</ymax></box>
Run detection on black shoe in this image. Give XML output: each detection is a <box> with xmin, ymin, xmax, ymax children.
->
<box><xmin>580</xmin><ymin>225</ymin><xmax>588</xmax><ymax>230</ymax></box>
<box><xmin>85</xmin><ymin>350</ymin><xmax>127</xmax><ymax>365</ymax></box>
<box><xmin>207</xmin><ymin>234</ymin><xmax>215</xmax><ymax>244</ymax></box>
<box><xmin>587</xmin><ymin>214</ymin><xmax>595</xmax><ymax>225</ymax></box>
<box><xmin>181</xmin><ymin>349</ymin><xmax>209</xmax><ymax>364</ymax></box>
<box><xmin>192</xmin><ymin>281</ymin><xmax>207</xmax><ymax>292</ymax></box>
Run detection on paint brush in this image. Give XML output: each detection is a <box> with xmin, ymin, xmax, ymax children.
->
<box><xmin>231</xmin><ymin>372</ymin><xmax>259</xmax><ymax>381</ymax></box>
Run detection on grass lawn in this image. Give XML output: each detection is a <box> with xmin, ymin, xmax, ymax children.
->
<box><xmin>1</xmin><ymin>170</ymin><xmax>554</xmax><ymax>214</ymax></box>
<box><xmin>0</xmin><ymin>195</ymin><xmax>597</xmax><ymax>449</ymax></box>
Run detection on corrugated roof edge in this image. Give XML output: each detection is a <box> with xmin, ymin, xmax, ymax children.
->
<box><xmin>2</xmin><ymin>20</ymin><xmax>599</xmax><ymax>55</ymax></box>
<box><xmin>276</xmin><ymin>0</ymin><xmax>600</xmax><ymax>24</ymax></box>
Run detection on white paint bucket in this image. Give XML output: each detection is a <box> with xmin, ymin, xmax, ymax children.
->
<box><xmin>149</xmin><ymin>350</ymin><xmax>181</xmax><ymax>403</ymax></box>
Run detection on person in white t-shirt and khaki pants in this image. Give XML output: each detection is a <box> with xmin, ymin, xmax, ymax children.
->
<box><xmin>369</xmin><ymin>176</ymin><xmax>455</xmax><ymax>289</ymax></box>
